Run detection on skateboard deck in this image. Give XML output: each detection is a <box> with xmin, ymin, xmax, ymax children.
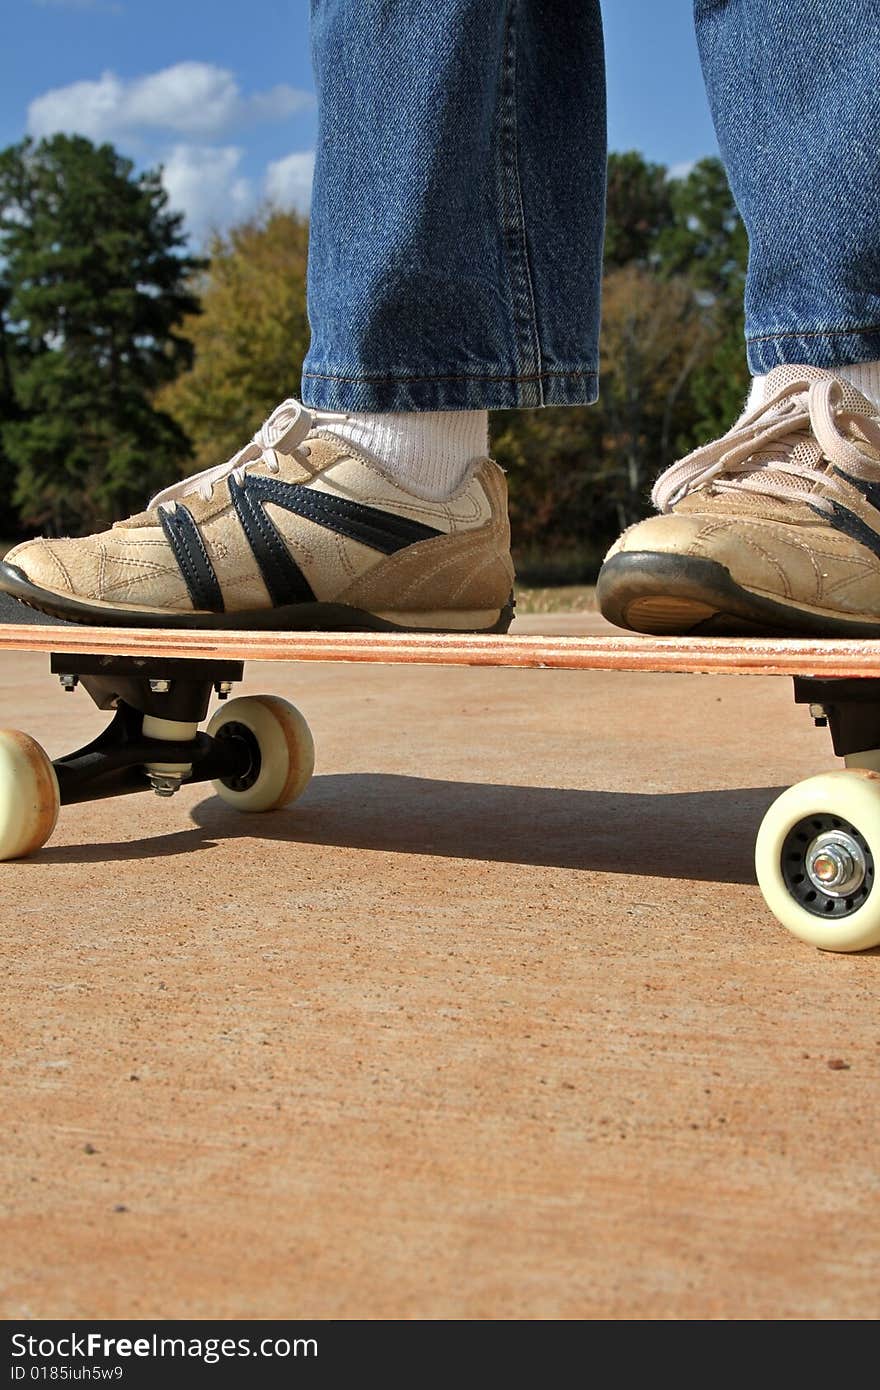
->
<box><xmin>2</xmin><ymin>621</ymin><xmax>880</xmax><ymax>675</ymax></box>
<box><xmin>3</xmin><ymin>616</ymin><xmax>880</xmax><ymax>954</ymax></box>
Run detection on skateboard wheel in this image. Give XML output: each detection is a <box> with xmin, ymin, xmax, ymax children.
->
<box><xmin>0</xmin><ymin>730</ymin><xmax>60</xmax><ymax>860</ymax></box>
<box><xmin>755</xmin><ymin>770</ymin><xmax>880</xmax><ymax>952</ymax></box>
<box><xmin>206</xmin><ymin>695</ymin><xmax>314</xmax><ymax>812</ymax></box>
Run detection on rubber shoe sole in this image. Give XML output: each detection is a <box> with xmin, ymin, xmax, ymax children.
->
<box><xmin>0</xmin><ymin>561</ymin><xmax>515</xmax><ymax>635</ymax></box>
<box><xmin>596</xmin><ymin>551</ymin><xmax>880</xmax><ymax>639</ymax></box>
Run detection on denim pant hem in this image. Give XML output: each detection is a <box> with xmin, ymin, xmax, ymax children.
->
<box><xmin>300</xmin><ymin>367</ymin><xmax>599</xmax><ymax>412</ymax></box>
<box><xmin>747</xmin><ymin>327</ymin><xmax>880</xmax><ymax>375</ymax></box>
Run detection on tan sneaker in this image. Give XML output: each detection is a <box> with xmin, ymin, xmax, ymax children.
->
<box><xmin>0</xmin><ymin>400</ymin><xmax>515</xmax><ymax>632</ymax></box>
<box><xmin>596</xmin><ymin>365</ymin><xmax>880</xmax><ymax>637</ymax></box>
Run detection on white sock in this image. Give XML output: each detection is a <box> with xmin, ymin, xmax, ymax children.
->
<box><xmin>746</xmin><ymin>361</ymin><xmax>880</xmax><ymax>414</ymax></box>
<box><xmin>322</xmin><ymin>409</ymin><xmax>489</xmax><ymax>500</ymax></box>
<box><xmin>745</xmin><ymin>374</ymin><xmax>767</xmax><ymax>413</ymax></box>
<box><xmin>837</xmin><ymin>361</ymin><xmax>880</xmax><ymax>411</ymax></box>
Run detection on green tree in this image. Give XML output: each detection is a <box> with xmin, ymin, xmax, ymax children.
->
<box><xmin>658</xmin><ymin>157</ymin><xmax>750</xmax><ymax>441</ymax></box>
<box><xmin>0</xmin><ymin>134</ymin><xmax>203</xmax><ymax>533</ymax></box>
<box><xmin>603</xmin><ymin>150</ymin><xmax>674</xmax><ymax>270</ymax></box>
<box><xmin>0</xmin><ymin>279</ymin><xmax>22</xmax><ymax>538</ymax></box>
<box><xmin>659</xmin><ymin>156</ymin><xmax>748</xmax><ymax>299</ymax></box>
<box><xmin>157</xmin><ymin>208</ymin><xmax>311</xmax><ymax>470</ymax></box>
<box><xmin>490</xmin><ymin>403</ymin><xmax>607</xmax><ymax>581</ymax></box>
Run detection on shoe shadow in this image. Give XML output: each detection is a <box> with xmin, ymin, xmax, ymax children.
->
<box><xmin>180</xmin><ymin>773</ymin><xmax>781</xmax><ymax>885</ymax></box>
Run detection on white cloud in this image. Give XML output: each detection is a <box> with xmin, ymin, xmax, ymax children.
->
<box><xmin>251</xmin><ymin>86</ymin><xmax>314</xmax><ymax>123</ymax></box>
<box><xmin>123</xmin><ymin>64</ymin><xmax>242</xmax><ymax>137</ymax></box>
<box><xmin>161</xmin><ymin>145</ymin><xmax>253</xmax><ymax>242</ymax></box>
<box><xmin>666</xmin><ymin>160</ymin><xmax>697</xmax><ymax>181</ymax></box>
<box><xmin>25</xmin><ymin>62</ymin><xmax>316</xmax><ymax>242</ymax></box>
<box><xmin>29</xmin><ymin>74</ymin><xmax>125</xmax><ymax>144</ymax></box>
<box><xmin>162</xmin><ymin>148</ymin><xmax>315</xmax><ymax>242</ymax></box>
<box><xmin>27</xmin><ymin>62</ymin><xmax>312</xmax><ymax>143</ymax></box>
<box><xmin>265</xmin><ymin>151</ymin><xmax>315</xmax><ymax>214</ymax></box>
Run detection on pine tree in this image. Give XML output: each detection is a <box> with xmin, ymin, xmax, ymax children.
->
<box><xmin>0</xmin><ymin>134</ymin><xmax>204</xmax><ymax>534</ymax></box>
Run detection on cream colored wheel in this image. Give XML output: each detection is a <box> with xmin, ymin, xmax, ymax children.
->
<box><xmin>0</xmin><ymin>730</ymin><xmax>60</xmax><ymax>860</ymax></box>
<box><xmin>755</xmin><ymin>770</ymin><xmax>880</xmax><ymax>952</ymax></box>
<box><xmin>207</xmin><ymin>695</ymin><xmax>314</xmax><ymax>812</ymax></box>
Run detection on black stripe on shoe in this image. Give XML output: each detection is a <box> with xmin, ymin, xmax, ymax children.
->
<box><xmin>243</xmin><ymin>475</ymin><xmax>443</xmax><ymax>554</ymax></box>
<box><xmin>228</xmin><ymin>473</ymin><xmax>444</xmax><ymax>607</ymax></box>
<box><xmin>833</xmin><ymin>465</ymin><xmax>880</xmax><ymax>514</ymax></box>
<box><xmin>158</xmin><ymin>504</ymin><xmax>225</xmax><ymax>612</ymax></box>
<box><xmin>229</xmin><ymin>476</ymin><xmax>316</xmax><ymax>606</ymax></box>
<box><xmin>811</xmin><ymin>499</ymin><xmax>880</xmax><ymax>561</ymax></box>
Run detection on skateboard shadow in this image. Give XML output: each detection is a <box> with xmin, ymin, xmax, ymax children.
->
<box><xmin>183</xmin><ymin>774</ymin><xmax>784</xmax><ymax>885</ymax></box>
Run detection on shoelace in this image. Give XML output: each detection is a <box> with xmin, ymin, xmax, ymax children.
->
<box><xmin>652</xmin><ymin>377</ymin><xmax>880</xmax><ymax>515</ymax></box>
<box><xmin>148</xmin><ymin>398</ymin><xmax>349</xmax><ymax>509</ymax></box>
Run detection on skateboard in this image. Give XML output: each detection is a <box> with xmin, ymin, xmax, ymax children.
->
<box><xmin>3</xmin><ymin>619</ymin><xmax>880</xmax><ymax>954</ymax></box>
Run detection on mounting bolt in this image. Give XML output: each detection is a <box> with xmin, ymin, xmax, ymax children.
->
<box><xmin>149</xmin><ymin>679</ymin><xmax>172</xmax><ymax>694</ymax></box>
<box><xmin>809</xmin><ymin>703</ymin><xmax>829</xmax><ymax>727</ymax></box>
<box><xmin>148</xmin><ymin>772</ymin><xmax>184</xmax><ymax>797</ymax></box>
<box><xmin>58</xmin><ymin>673</ymin><xmax>78</xmax><ymax>692</ymax></box>
<box><xmin>215</xmin><ymin>680</ymin><xmax>233</xmax><ymax>700</ymax></box>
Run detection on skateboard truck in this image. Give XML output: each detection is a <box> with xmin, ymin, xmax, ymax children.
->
<box><xmin>49</xmin><ymin>654</ymin><xmax>249</xmax><ymax>805</ymax></box>
<box><xmin>793</xmin><ymin>677</ymin><xmax>880</xmax><ymax>764</ymax></box>
<box><xmin>0</xmin><ymin>647</ymin><xmax>316</xmax><ymax>864</ymax></box>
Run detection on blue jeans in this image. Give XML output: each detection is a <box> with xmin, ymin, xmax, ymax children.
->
<box><xmin>301</xmin><ymin>0</ymin><xmax>880</xmax><ymax>412</ymax></box>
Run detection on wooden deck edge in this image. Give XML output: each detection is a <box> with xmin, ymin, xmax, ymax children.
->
<box><xmin>1</xmin><ymin>624</ymin><xmax>880</xmax><ymax>677</ymax></box>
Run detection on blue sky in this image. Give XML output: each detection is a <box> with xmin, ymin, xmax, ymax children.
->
<box><xmin>3</xmin><ymin>1</ymin><xmax>720</xmax><ymax>247</ymax></box>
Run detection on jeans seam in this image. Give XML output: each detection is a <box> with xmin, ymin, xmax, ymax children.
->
<box><xmin>748</xmin><ymin>324</ymin><xmax>880</xmax><ymax>343</ymax></box>
<box><xmin>498</xmin><ymin>1</ymin><xmax>544</xmax><ymax>402</ymax></box>
<box><xmin>302</xmin><ymin>368</ymin><xmax>596</xmax><ymax>385</ymax></box>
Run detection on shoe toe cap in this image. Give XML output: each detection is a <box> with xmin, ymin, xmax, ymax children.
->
<box><xmin>4</xmin><ymin>539</ymin><xmax>73</xmax><ymax>593</ymax></box>
<box><xmin>603</xmin><ymin>512</ymin><xmax>705</xmax><ymax>563</ymax></box>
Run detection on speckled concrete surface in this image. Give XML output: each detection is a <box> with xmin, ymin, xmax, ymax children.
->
<box><xmin>0</xmin><ymin>611</ymin><xmax>878</xmax><ymax>1320</ymax></box>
